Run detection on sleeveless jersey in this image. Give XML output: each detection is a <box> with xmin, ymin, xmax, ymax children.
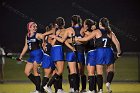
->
<box><xmin>95</xmin><ymin>29</ymin><xmax>112</xmax><ymax>48</ymax></box>
<box><xmin>44</xmin><ymin>36</ymin><xmax>52</xmax><ymax>55</ymax></box>
<box><xmin>55</xmin><ymin>30</ymin><xmax>63</xmax><ymax>45</ymax></box>
<box><xmin>27</xmin><ymin>32</ymin><xmax>40</xmax><ymax>51</ymax></box>
<box><xmin>72</xmin><ymin>26</ymin><xmax>84</xmax><ymax>53</ymax></box>
<box><xmin>85</xmin><ymin>39</ymin><xmax>95</xmax><ymax>52</ymax></box>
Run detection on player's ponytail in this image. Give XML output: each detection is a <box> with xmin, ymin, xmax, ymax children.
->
<box><xmin>71</xmin><ymin>15</ymin><xmax>82</xmax><ymax>26</ymax></box>
<box><xmin>55</xmin><ymin>17</ymin><xmax>65</xmax><ymax>29</ymax></box>
<box><xmin>85</xmin><ymin>19</ymin><xmax>96</xmax><ymax>32</ymax></box>
<box><xmin>100</xmin><ymin>17</ymin><xmax>111</xmax><ymax>34</ymax></box>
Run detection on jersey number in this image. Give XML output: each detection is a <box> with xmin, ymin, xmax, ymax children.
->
<box><xmin>29</xmin><ymin>43</ymin><xmax>31</xmax><ymax>50</ymax></box>
<box><xmin>102</xmin><ymin>38</ymin><xmax>107</xmax><ymax>47</ymax></box>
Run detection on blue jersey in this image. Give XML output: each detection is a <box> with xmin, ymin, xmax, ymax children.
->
<box><xmin>95</xmin><ymin>29</ymin><xmax>115</xmax><ymax>65</ymax></box>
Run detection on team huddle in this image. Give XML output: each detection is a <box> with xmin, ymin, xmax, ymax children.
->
<box><xmin>19</xmin><ymin>15</ymin><xmax>121</xmax><ymax>93</ymax></box>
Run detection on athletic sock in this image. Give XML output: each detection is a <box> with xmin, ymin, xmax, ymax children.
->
<box><xmin>107</xmin><ymin>71</ymin><xmax>114</xmax><ymax>83</ymax></box>
<box><xmin>41</xmin><ymin>77</ymin><xmax>49</xmax><ymax>92</ymax></box>
<box><xmin>28</xmin><ymin>73</ymin><xmax>36</xmax><ymax>85</ymax></box>
<box><xmin>88</xmin><ymin>76</ymin><xmax>96</xmax><ymax>91</ymax></box>
<box><xmin>47</xmin><ymin>73</ymin><xmax>60</xmax><ymax>87</ymax></box>
<box><xmin>97</xmin><ymin>75</ymin><xmax>103</xmax><ymax>91</ymax></box>
<box><xmin>69</xmin><ymin>74</ymin><xmax>74</xmax><ymax>88</ymax></box>
<box><xmin>71</xmin><ymin>73</ymin><xmax>79</xmax><ymax>91</ymax></box>
<box><xmin>81</xmin><ymin>74</ymin><xmax>86</xmax><ymax>90</ymax></box>
<box><xmin>77</xmin><ymin>74</ymin><xmax>80</xmax><ymax>91</ymax></box>
<box><xmin>94</xmin><ymin>75</ymin><xmax>97</xmax><ymax>91</ymax></box>
<box><xmin>58</xmin><ymin>75</ymin><xmax>63</xmax><ymax>89</ymax></box>
<box><xmin>34</xmin><ymin>76</ymin><xmax>41</xmax><ymax>91</ymax></box>
<box><xmin>54</xmin><ymin>75</ymin><xmax>63</xmax><ymax>92</ymax></box>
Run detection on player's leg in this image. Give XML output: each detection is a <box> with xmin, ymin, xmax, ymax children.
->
<box><xmin>33</xmin><ymin>61</ymin><xmax>41</xmax><ymax>92</ymax></box>
<box><xmin>87</xmin><ymin>65</ymin><xmax>96</xmax><ymax>93</ymax></box>
<box><xmin>96</xmin><ymin>65</ymin><xmax>103</xmax><ymax>93</ymax></box>
<box><xmin>106</xmin><ymin>63</ymin><xmax>114</xmax><ymax>93</ymax></box>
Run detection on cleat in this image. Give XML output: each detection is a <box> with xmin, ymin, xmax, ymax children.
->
<box><xmin>30</xmin><ymin>90</ymin><xmax>40</xmax><ymax>93</ymax></box>
<box><xmin>80</xmin><ymin>89</ymin><xmax>87</xmax><ymax>93</ymax></box>
<box><xmin>106</xmin><ymin>83</ymin><xmax>112</xmax><ymax>93</ymax></box>
<box><xmin>74</xmin><ymin>90</ymin><xmax>79</xmax><ymax>93</ymax></box>
<box><xmin>98</xmin><ymin>89</ymin><xmax>103</xmax><ymax>93</ymax></box>
<box><xmin>86</xmin><ymin>90</ymin><xmax>96</xmax><ymax>93</ymax></box>
<box><xmin>57</xmin><ymin>89</ymin><xmax>66</xmax><ymax>93</ymax></box>
<box><xmin>43</xmin><ymin>85</ymin><xmax>52</xmax><ymax>93</ymax></box>
<box><xmin>69</xmin><ymin>88</ymin><xmax>74</xmax><ymax>93</ymax></box>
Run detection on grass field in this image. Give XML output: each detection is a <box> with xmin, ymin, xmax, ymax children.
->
<box><xmin>0</xmin><ymin>83</ymin><xmax>140</xmax><ymax>93</ymax></box>
<box><xmin>3</xmin><ymin>54</ymin><xmax>139</xmax><ymax>81</ymax></box>
<box><xmin>0</xmin><ymin>53</ymin><xmax>140</xmax><ymax>93</ymax></box>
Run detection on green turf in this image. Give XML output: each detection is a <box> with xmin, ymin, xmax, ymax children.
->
<box><xmin>0</xmin><ymin>83</ymin><xmax>140</xmax><ymax>93</ymax></box>
<box><xmin>3</xmin><ymin>55</ymin><xmax>139</xmax><ymax>82</ymax></box>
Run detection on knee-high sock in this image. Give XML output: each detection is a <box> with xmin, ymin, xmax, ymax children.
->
<box><xmin>97</xmin><ymin>75</ymin><xmax>103</xmax><ymax>90</ymax></box>
<box><xmin>71</xmin><ymin>73</ymin><xmax>79</xmax><ymax>91</ymax></box>
<box><xmin>47</xmin><ymin>73</ymin><xmax>60</xmax><ymax>87</ymax></box>
<box><xmin>41</xmin><ymin>77</ymin><xmax>49</xmax><ymax>92</ymax></box>
<box><xmin>34</xmin><ymin>76</ymin><xmax>41</xmax><ymax>91</ymax></box>
<box><xmin>81</xmin><ymin>75</ymin><xmax>86</xmax><ymax>90</ymax></box>
<box><xmin>54</xmin><ymin>75</ymin><xmax>63</xmax><ymax>92</ymax></box>
<box><xmin>68</xmin><ymin>74</ymin><xmax>73</xmax><ymax>88</ymax></box>
<box><xmin>28</xmin><ymin>73</ymin><xmax>36</xmax><ymax>85</ymax></box>
<box><xmin>88</xmin><ymin>76</ymin><xmax>96</xmax><ymax>91</ymax></box>
<box><xmin>107</xmin><ymin>71</ymin><xmax>114</xmax><ymax>83</ymax></box>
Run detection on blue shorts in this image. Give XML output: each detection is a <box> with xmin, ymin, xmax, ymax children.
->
<box><xmin>96</xmin><ymin>47</ymin><xmax>115</xmax><ymax>65</ymax></box>
<box><xmin>51</xmin><ymin>45</ymin><xmax>64</xmax><ymax>62</ymax></box>
<box><xmin>27</xmin><ymin>49</ymin><xmax>43</xmax><ymax>64</ymax></box>
<box><xmin>66</xmin><ymin>51</ymin><xmax>85</xmax><ymax>65</ymax></box>
<box><xmin>86</xmin><ymin>50</ymin><xmax>96</xmax><ymax>66</ymax></box>
<box><xmin>41</xmin><ymin>53</ymin><xmax>53</xmax><ymax>69</ymax></box>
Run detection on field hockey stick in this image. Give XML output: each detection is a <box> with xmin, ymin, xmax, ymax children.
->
<box><xmin>5</xmin><ymin>52</ymin><xmax>41</xmax><ymax>74</ymax></box>
<box><xmin>4</xmin><ymin>53</ymin><xmax>27</xmax><ymax>63</ymax></box>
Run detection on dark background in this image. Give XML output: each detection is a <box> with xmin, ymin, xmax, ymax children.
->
<box><xmin>0</xmin><ymin>0</ymin><xmax>140</xmax><ymax>52</ymax></box>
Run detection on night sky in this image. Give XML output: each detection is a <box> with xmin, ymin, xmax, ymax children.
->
<box><xmin>0</xmin><ymin>0</ymin><xmax>140</xmax><ymax>52</ymax></box>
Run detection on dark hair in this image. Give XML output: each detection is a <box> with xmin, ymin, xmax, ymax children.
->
<box><xmin>71</xmin><ymin>15</ymin><xmax>82</xmax><ymax>26</ymax></box>
<box><xmin>100</xmin><ymin>17</ymin><xmax>111</xmax><ymax>34</ymax></box>
<box><xmin>55</xmin><ymin>17</ymin><xmax>65</xmax><ymax>29</ymax></box>
<box><xmin>85</xmin><ymin>19</ymin><xmax>96</xmax><ymax>32</ymax></box>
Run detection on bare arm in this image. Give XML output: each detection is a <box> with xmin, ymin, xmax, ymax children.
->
<box><xmin>80</xmin><ymin>27</ymin><xmax>85</xmax><ymax>37</ymax></box>
<box><xmin>36</xmin><ymin>33</ymin><xmax>44</xmax><ymax>40</ymax></box>
<box><xmin>111</xmin><ymin>32</ymin><xmax>121</xmax><ymax>57</ymax></box>
<box><xmin>64</xmin><ymin>40</ymin><xmax>76</xmax><ymax>51</ymax></box>
<box><xmin>42</xmin><ymin>30</ymin><xmax>53</xmax><ymax>46</ymax></box>
<box><xmin>53</xmin><ymin>29</ymin><xmax>68</xmax><ymax>43</ymax></box>
<box><xmin>77</xmin><ymin>30</ymin><xmax>97</xmax><ymax>42</ymax></box>
<box><xmin>19</xmin><ymin>37</ymin><xmax>28</xmax><ymax>59</ymax></box>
